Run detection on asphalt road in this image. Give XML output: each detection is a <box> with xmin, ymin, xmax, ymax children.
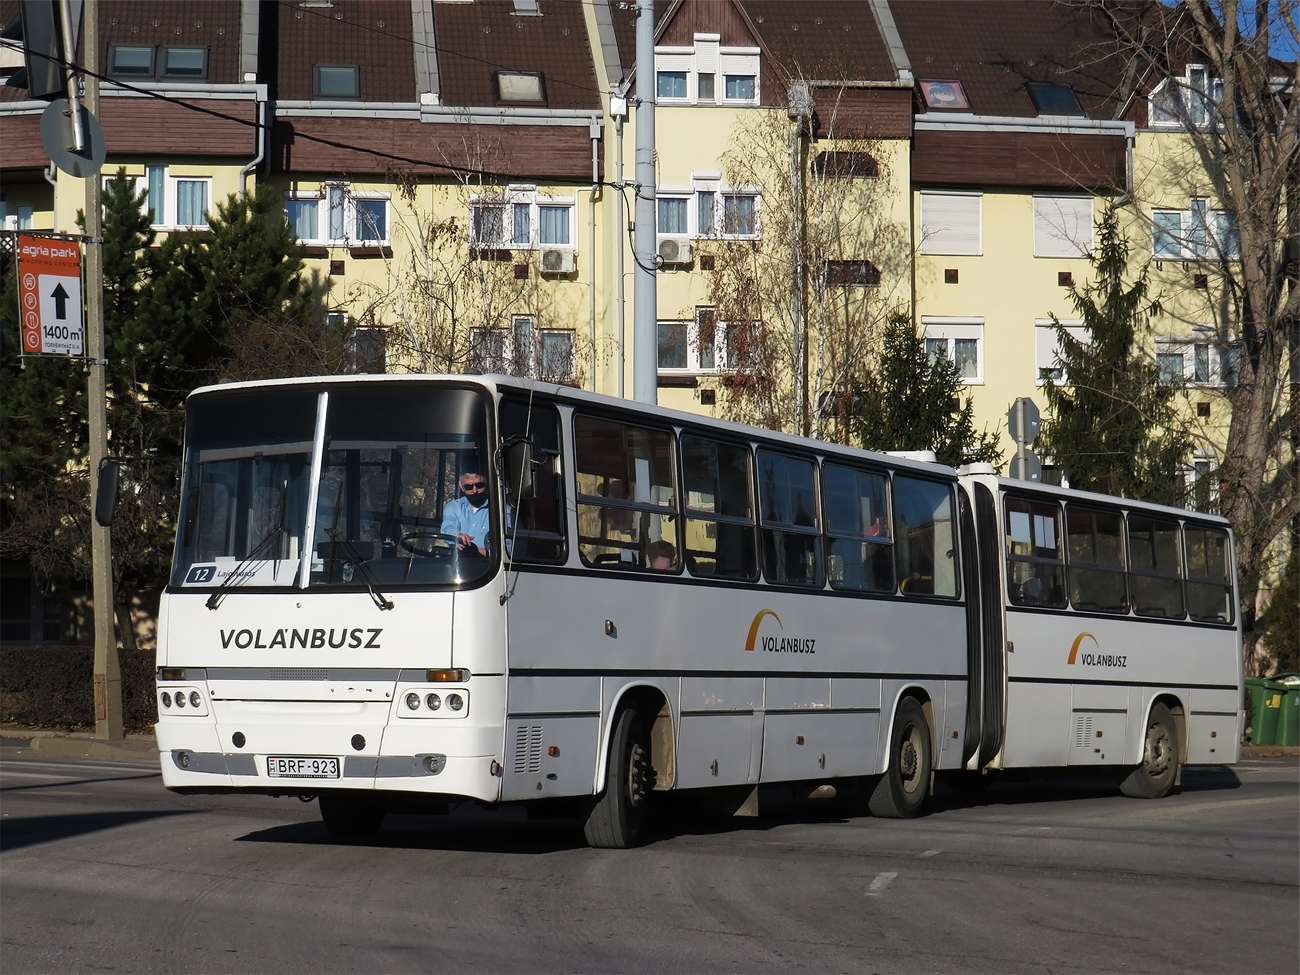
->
<box><xmin>1</xmin><ymin>745</ymin><xmax>1295</xmax><ymax>974</ymax></box>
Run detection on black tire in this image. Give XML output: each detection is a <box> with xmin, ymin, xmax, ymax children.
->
<box><xmin>1120</xmin><ymin>703</ymin><xmax>1179</xmax><ymax>799</ymax></box>
<box><xmin>319</xmin><ymin>793</ymin><xmax>386</xmax><ymax>841</ymax></box>
<box><xmin>583</xmin><ymin>708</ymin><xmax>653</xmax><ymax>848</ymax></box>
<box><xmin>869</xmin><ymin>698</ymin><xmax>932</xmax><ymax>818</ymax></box>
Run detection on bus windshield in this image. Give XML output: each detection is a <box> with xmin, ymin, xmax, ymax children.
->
<box><xmin>172</xmin><ymin>383</ymin><xmax>495</xmax><ymax>591</ymax></box>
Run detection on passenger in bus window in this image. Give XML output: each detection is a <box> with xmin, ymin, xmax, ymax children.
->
<box><xmin>441</xmin><ymin>470</ymin><xmax>496</xmax><ymax>556</ymax></box>
<box><xmin>649</xmin><ymin>539</ymin><xmax>677</xmax><ymax>570</ymax></box>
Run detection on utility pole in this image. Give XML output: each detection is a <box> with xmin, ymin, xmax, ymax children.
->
<box><xmin>81</xmin><ymin>0</ymin><xmax>121</xmax><ymax>738</ymax></box>
<box><xmin>631</xmin><ymin>0</ymin><xmax>657</xmax><ymax>405</ymax></box>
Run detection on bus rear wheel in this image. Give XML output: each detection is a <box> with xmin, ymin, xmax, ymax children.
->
<box><xmin>583</xmin><ymin>707</ymin><xmax>652</xmax><ymax>849</ymax></box>
<box><xmin>319</xmin><ymin>793</ymin><xmax>386</xmax><ymax>842</ymax></box>
<box><xmin>1120</xmin><ymin>703</ymin><xmax>1179</xmax><ymax>799</ymax></box>
<box><xmin>869</xmin><ymin>698</ymin><xmax>932</xmax><ymax>819</ymax></box>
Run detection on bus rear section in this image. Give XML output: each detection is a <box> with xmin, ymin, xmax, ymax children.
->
<box><xmin>958</xmin><ymin>471</ymin><xmax>1243</xmax><ymax>796</ymax></box>
<box><xmin>156</xmin><ymin>379</ymin><xmax>512</xmax><ymax>826</ymax></box>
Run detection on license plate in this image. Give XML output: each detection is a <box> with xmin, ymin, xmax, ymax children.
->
<box><xmin>266</xmin><ymin>756</ymin><xmax>339</xmax><ymax>779</ymax></box>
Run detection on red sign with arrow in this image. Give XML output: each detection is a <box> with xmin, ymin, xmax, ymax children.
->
<box><xmin>17</xmin><ymin>233</ymin><xmax>83</xmax><ymax>356</ymax></box>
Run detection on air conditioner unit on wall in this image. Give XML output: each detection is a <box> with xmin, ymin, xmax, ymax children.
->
<box><xmin>539</xmin><ymin>247</ymin><xmax>575</xmax><ymax>274</ymax></box>
<box><xmin>657</xmin><ymin>237</ymin><xmax>692</xmax><ymax>264</ymax></box>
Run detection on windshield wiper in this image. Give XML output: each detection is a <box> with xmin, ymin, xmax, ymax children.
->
<box><xmin>324</xmin><ymin>527</ymin><xmax>394</xmax><ymax>611</ymax></box>
<box><xmin>205</xmin><ymin>482</ymin><xmax>288</xmax><ymax>610</ymax></box>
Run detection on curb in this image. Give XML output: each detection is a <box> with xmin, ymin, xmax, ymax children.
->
<box><xmin>1</xmin><ymin>729</ymin><xmax>158</xmax><ymax>764</ymax></box>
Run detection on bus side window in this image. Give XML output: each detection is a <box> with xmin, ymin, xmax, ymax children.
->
<box><xmin>823</xmin><ymin>463</ymin><xmax>894</xmax><ymax>593</ymax></box>
<box><xmin>1128</xmin><ymin>516</ymin><xmax>1185</xmax><ymax>619</ymax></box>
<box><xmin>1185</xmin><ymin>526</ymin><xmax>1233</xmax><ymax>623</ymax></box>
<box><xmin>1065</xmin><ymin>505</ymin><xmax>1127</xmax><ymax>613</ymax></box>
<box><xmin>499</xmin><ymin>398</ymin><xmax>566</xmax><ymax>564</ymax></box>
<box><xmin>893</xmin><ymin>476</ymin><xmax>958</xmax><ymax>598</ymax></box>
<box><xmin>574</xmin><ymin>415</ymin><xmax>679</xmax><ymax>571</ymax></box>
<box><xmin>1004</xmin><ymin>497</ymin><xmax>1066</xmax><ymax>608</ymax></box>
<box><xmin>680</xmin><ymin>434</ymin><xmax>758</xmax><ymax>580</ymax></box>
<box><xmin>756</xmin><ymin>450</ymin><xmax>823</xmax><ymax>587</ymax></box>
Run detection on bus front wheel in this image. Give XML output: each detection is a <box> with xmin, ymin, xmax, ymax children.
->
<box><xmin>869</xmin><ymin>698</ymin><xmax>932</xmax><ymax>819</ymax></box>
<box><xmin>1120</xmin><ymin>703</ymin><xmax>1179</xmax><ymax>799</ymax></box>
<box><xmin>319</xmin><ymin>793</ymin><xmax>386</xmax><ymax>842</ymax></box>
<box><xmin>583</xmin><ymin>707</ymin><xmax>652</xmax><ymax>849</ymax></box>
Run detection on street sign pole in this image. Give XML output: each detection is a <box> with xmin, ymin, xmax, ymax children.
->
<box><xmin>81</xmin><ymin>0</ymin><xmax>121</xmax><ymax>739</ymax></box>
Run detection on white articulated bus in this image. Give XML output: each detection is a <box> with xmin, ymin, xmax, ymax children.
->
<box><xmin>155</xmin><ymin>375</ymin><xmax>1242</xmax><ymax>847</ymax></box>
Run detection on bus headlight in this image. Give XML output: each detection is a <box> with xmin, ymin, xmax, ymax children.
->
<box><xmin>405</xmin><ymin>692</ymin><xmax>421</xmax><ymax>710</ymax></box>
<box><xmin>446</xmin><ymin>693</ymin><xmax>465</xmax><ymax>712</ymax></box>
<box><xmin>425</xmin><ymin>693</ymin><xmax>441</xmax><ymax>711</ymax></box>
<box><xmin>160</xmin><ymin>691</ymin><xmax>172</xmax><ymax>708</ymax></box>
<box><xmin>189</xmin><ymin>691</ymin><xmax>201</xmax><ymax>708</ymax></box>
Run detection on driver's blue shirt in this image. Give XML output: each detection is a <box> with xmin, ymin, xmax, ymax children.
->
<box><xmin>441</xmin><ymin>496</ymin><xmax>494</xmax><ymax>551</ymax></box>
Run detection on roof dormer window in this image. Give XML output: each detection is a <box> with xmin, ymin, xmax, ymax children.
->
<box><xmin>314</xmin><ymin>64</ymin><xmax>359</xmax><ymax>99</ymax></box>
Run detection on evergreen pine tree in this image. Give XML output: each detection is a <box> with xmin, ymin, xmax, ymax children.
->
<box><xmin>1037</xmin><ymin>208</ymin><xmax>1193</xmax><ymax>506</ymax></box>
<box><xmin>849</xmin><ymin>313</ymin><xmax>1002</xmax><ymax>468</ymax></box>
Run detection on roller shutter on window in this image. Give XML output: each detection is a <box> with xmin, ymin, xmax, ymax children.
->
<box><xmin>920</xmin><ymin>192</ymin><xmax>981</xmax><ymax>255</ymax></box>
<box><xmin>1034</xmin><ymin>195</ymin><xmax>1094</xmax><ymax>257</ymax></box>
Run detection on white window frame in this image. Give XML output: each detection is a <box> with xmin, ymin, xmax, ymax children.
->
<box><xmin>654</xmin><ymin>35</ymin><xmax>760</xmax><ymax>107</ymax></box>
<box><xmin>1149</xmin><ymin>64</ymin><xmax>1224</xmax><ymax>129</ymax></box>
<box><xmin>920</xmin><ymin>190</ymin><xmax>982</xmax><ymax>255</ymax></box>
<box><xmin>657</xmin><ymin>309</ymin><xmax>732</xmax><ymax>374</ymax></box>
<box><xmin>1151</xmin><ymin>199</ymin><xmax>1239</xmax><ymax>261</ymax></box>
<box><xmin>921</xmin><ymin>317</ymin><xmax>984</xmax><ymax>384</ymax></box>
<box><xmin>470</xmin><ymin>187</ymin><xmax>574</xmax><ymax>251</ymax></box>
<box><xmin>284</xmin><ymin>183</ymin><xmax>391</xmax><ymax>247</ymax></box>
<box><xmin>131</xmin><ymin>166</ymin><xmax>211</xmax><ymax>230</ymax></box>
<box><xmin>658</xmin><ymin>177</ymin><xmax>760</xmax><ymax>241</ymax></box>
<box><xmin>1033</xmin><ymin>194</ymin><xmax>1094</xmax><ymax>258</ymax></box>
<box><xmin>469</xmin><ymin>317</ymin><xmax>574</xmax><ymax>381</ymax></box>
<box><xmin>1034</xmin><ymin>318</ymin><xmax>1088</xmax><ymax>384</ymax></box>
<box><xmin>1155</xmin><ymin>330</ymin><xmax>1241</xmax><ymax>387</ymax></box>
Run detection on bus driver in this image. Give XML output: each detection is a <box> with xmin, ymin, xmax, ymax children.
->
<box><xmin>441</xmin><ymin>470</ymin><xmax>494</xmax><ymax>556</ymax></box>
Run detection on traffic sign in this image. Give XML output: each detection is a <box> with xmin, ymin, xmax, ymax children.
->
<box><xmin>17</xmin><ymin>233</ymin><xmax>83</xmax><ymax>356</ymax></box>
<box><xmin>1008</xmin><ymin>397</ymin><xmax>1041</xmax><ymax>445</ymax></box>
<box><xmin>1009</xmin><ymin>449</ymin><xmax>1042</xmax><ymax>482</ymax></box>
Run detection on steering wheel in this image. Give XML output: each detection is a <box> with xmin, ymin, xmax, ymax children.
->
<box><xmin>398</xmin><ymin>530</ymin><xmax>461</xmax><ymax>558</ymax></box>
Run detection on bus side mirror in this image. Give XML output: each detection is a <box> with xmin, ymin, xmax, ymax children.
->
<box><xmin>504</xmin><ymin>439</ymin><xmax>537</xmax><ymax>502</ymax></box>
<box><xmin>95</xmin><ymin>458</ymin><xmax>121</xmax><ymax>527</ymax></box>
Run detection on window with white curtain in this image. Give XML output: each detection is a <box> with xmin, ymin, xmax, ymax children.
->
<box><xmin>1033</xmin><ymin>195</ymin><xmax>1094</xmax><ymax>258</ymax></box>
<box><xmin>284</xmin><ymin>184</ymin><xmax>388</xmax><ymax>246</ymax></box>
<box><xmin>139</xmin><ymin>165</ymin><xmax>211</xmax><ymax>229</ymax></box>
<box><xmin>655</xmin><ymin>34</ymin><xmax>759</xmax><ymax>106</ymax></box>
<box><xmin>921</xmin><ymin>317</ymin><xmax>983</xmax><ymax>383</ymax></box>
<box><xmin>920</xmin><ymin>191</ymin><xmax>981</xmax><ymax>255</ymax></box>
<box><xmin>471</xmin><ymin>189</ymin><xmax>573</xmax><ymax>250</ymax></box>
<box><xmin>1151</xmin><ymin>199</ymin><xmax>1239</xmax><ymax>260</ymax></box>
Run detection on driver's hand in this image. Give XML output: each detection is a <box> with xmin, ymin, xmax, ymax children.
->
<box><xmin>456</xmin><ymin>533</ymin><xmax>474</xmax><ymax>550</ymax></box>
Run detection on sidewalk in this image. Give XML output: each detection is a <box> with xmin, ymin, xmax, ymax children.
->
<box><xmin>0</xmin><ymin>728</ymin><xmax>158</xmax><ymax>763</ymax></box>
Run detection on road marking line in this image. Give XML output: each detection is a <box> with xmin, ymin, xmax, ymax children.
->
<box><xmin>867</xmin><ymin>871</ymin><xmax>898</xmax><ymax>896</ymax></box>
<box><xmin>918</xmin><ymin>848</ymin><xmax>940</xmax><ymax>858</ymax></box>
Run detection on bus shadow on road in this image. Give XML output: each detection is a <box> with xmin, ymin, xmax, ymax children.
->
<box><xmin>1</xmin><ymin>810</ymin><xmax>193</xmax><ymax>853</ymax></box>
<box><xmin>931</xmin><ymin>764</ymin><xmax>1243</xmax><ymax>811</ymax></box>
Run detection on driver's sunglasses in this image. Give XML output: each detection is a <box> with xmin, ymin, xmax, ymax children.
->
<box><xmin>462</xmin><ymin>480</ymin><xmax>487</xmax><ymax>493</ymax></box>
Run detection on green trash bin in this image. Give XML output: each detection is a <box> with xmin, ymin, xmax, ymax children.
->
<box><xmin>1271</xmin><ymin>674</ymin><xmax>1300</xmax><ymax>747</ymax></box>
<box><xmin>1245</xmin><ymin>678</ymin><xmax>1283</xmax><ymax>745</ymax></box>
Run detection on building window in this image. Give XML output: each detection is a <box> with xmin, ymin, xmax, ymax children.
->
<box><xmin>314</xmin><ymin>64</ymin><xmax>360</xmax><ymax>99</ymax></box>
<box><xmin>1026</xmin><ymin>82</ymin><xmax>1085</xmax><ymax>116</ymax></box>
<box><xmin>657</xmin><ymin>197</ymin><xmax>688</xmax><ymax>236</ymax></box>
<box><xmin>1034</xmin><ymin>319</ymin><xmax>1088</xmax><ymax>383</ymax></box>
<box><xmin>1151</xmin><ymin>200</ymin><xmax>1239</xmax><ymax>260</ymax></box>
<box><xmin>285</xmin><ymin>184</ymin><xmax>388</xmax><ymax>246</ymax></box>
<box><xmin>134</xmin><ymin>166</ymin><xmax>210</xmax><ymax>229</ymax></box>
<box><xmin>658</xmin><ymin>308</ymin><xmax>730</xmax><ymax>373</ymax></box>
<box><xmin>109</xmin><ymin>44</ymin><xmax>155</xmax><ymax>76</ymax></box>
<box><xmin>495</xmin><ymin>70</ymin><xmax>545</xmax><ymax>104</ymax></box>
<box><xmin>108</xmin><ymin>45</ymin><xmax>208</xmax><ymax>80</ymax></box>
<box><xmin>921</xmin><ymin>317</ymin><xmax>983</xmax><ymax>383</ymax></box>
<box><xmin>920</xmin><ymin>191</ymin><xmax>981</xmax><ymax>255</ymax></box>
<box><xmin>472</xmin><ymin>191</ymin><xmax>573</xmax><ymax>250</ymax></box>
<box><xmin>346</xmin><ymin>322</ymin><xmax>387</xmax><ymax>375</ymax></box>
<box><xmin>722</xmin><ymin>193</ymin><xmax>757</xmax><ymax>236</ymax></box>
<box><xmin>1155</xmin><ymin>334</ymin><xmax>1241</xmax><ymax>386</ymax></box>
<box><xmin>162</xmin><ymin>46</ymin><xmax>207</xmax><ymax>79</ymax></box>
<box><xmin>1149</xmin><ymin>65</ymin><xmax>1223</xmax><ymax>128</ymax></box>
<box><xmin>655</xmin><ymin>35</ymin><xmax>759</xmax><ymax>106</ymax></box>
<box><xmin>823</xmin><ymin>260</ymin><xmax>881</xmax><ymax>288</ymax></box>
<box><xmin>812</xmin><ymin>151</ymin><xmax>879</xmax><ymax>179</ymax></box>
<box><xmin>1033</xmin><ymin>194</ymin><xmax>1094</xmax><ymax>258</ymax></box>
<box><xmin>919</xmin><ymin>79</ymin><xmax>970</xmax><ymax>111</ymax></box>
<box><xmin>468</xmin><ymin>318</ymin><xmax>573</xmax><ymax>381</ymax></box>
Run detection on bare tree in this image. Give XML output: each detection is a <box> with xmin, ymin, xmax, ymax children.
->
<box><xmin>704</xmin><ymin>88</ymin><xmax>912</xmax><ymax>440</ymax></box>
<box><xmin>1098</xmin><ymin>1</ymin><xmax>1298</xmax><ymax>672</ymax></box>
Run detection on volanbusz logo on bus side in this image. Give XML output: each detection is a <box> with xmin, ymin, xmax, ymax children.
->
<box><xmin>1067</xmin><ymin>631</ymin><xmax>1126</xmax><ymax>668</ymax></box>
<box><xmin>744</xmin><ymin>609</ymin><xmax>816</xmax><ymax>654</ymax></box>
<box><xmin>220</xmin><ymin>627</ymin><xmax>383</xmax><ymax>650</ymax></box>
